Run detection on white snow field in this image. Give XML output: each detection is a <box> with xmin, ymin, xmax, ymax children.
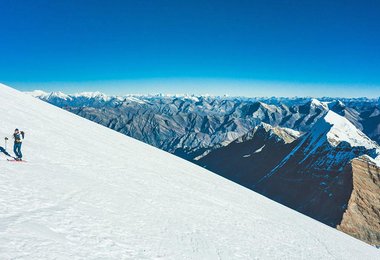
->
<box><xmin>0</xmin><ymin>83</ymin><xmax>378</xmax><ymax>260</ymax></box>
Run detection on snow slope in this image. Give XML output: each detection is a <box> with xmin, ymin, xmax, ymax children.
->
<box><xmin>0</xmin><ymin>84</ymin><xmax>378</xmax><ymax>259</ymax></box>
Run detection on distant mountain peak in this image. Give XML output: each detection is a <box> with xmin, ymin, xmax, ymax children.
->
<box><xmin>26</xmin><ymin>90</ymin><xmax>49</xmax><ymax>97</ymax></box>
<box><xmin>310</xmin><ymin>98</ymin><xmax>329</xmax><ymax>110</ymax></box>
<box><xmin>324</xmin><ymin>111</ymin><xmax>379</xmax><ymax>153</ymax></box>
<box><xmin>49</xmin><ymin>91</ymin><xmax>71</xmax><ymax>100</ymax></box>
<box><xmin>72</xmin><ymin>91</ymin><xmax>107</xmax><ymax>98</ymax></box>
<box><xmin>238</xmin><ymin>122</ymin><xmax>302</xmax><ymax>144</ymax></box>
<box><xmin>297</xmin><ymin>110</ymin><xmax>380</xmax><ymax>167</ymax></box>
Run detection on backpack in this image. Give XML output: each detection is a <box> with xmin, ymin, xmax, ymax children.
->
<box><xmin>14</xmin><ymin>131</ymin><xmax>24</xmax><ymax>143</ymax></box>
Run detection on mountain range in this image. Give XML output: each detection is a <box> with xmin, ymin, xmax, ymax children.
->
<box><xmin>2</xmin><ymin>84</ymin><xmax>379</xmax><ymax>258</ymax></box>
<box><xmin>29</xmin><ymin>90</ymin><xmax>380</xmax><ymax>246</ymax></box>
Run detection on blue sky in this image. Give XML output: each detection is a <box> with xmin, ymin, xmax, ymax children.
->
<box><xmin>0</xmin><ymin>0</ymin><xmax>379</xmax><ymax>97</ymax></box>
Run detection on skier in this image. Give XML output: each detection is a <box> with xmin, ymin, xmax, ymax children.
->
<box><xmin>13</xmin><ymin>128</ymin><xmax>24</xmax><ymax>161</ymax></box>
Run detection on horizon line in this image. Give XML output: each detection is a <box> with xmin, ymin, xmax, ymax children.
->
<box><xmin>3</xmin><ymin>78</ymin><xmax>380</xmax><ymax>99</ymax></box>
<box><xmin>26</xmin><ymin>89</ymin><xmax>379</xmax><ymax>100</ymax></box>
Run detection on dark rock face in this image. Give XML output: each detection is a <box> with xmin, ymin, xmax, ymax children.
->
<box><xmin>338</xmin><ymin>157</ymin><xmax>380</xmax><ymax>246</ymax></box>
<box><xmin>197</xmin><ymin>123</ymin><xmax>300</xmax><ymax>189</ymax></box>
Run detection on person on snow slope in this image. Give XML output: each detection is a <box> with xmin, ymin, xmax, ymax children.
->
<box><xmin>13</xmin><ymin>128</ymin><xmax>24</xmax><ymax>161</ymax></box>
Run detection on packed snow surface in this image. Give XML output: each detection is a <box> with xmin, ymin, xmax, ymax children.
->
<box><xmin>0</xmin><ymin>84</ymin><xmax>379</xmax><ymax>259</ymax></box>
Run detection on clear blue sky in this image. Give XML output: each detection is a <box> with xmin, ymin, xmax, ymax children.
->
<box><xmin>1</xmin><ymin>0</ymin><xmax>379</xmax><ymax>97</ymax></box>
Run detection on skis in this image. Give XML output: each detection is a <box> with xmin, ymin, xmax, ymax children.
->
<box><xmin>7</xmin><ymin>158</ymin><xmax>27</xmax><ymax>163</ymax></box>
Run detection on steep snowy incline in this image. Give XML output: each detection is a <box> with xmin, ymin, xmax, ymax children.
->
<box><xmin>0</xmin><ymin>84</ymin><xmax>378</xmax><ymax>259</ymax></box>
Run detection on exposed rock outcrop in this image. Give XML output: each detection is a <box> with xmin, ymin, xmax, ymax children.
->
<box><xmin>197</xmin><ymin>123</ymin><xmax>302</xmax><ymax>187</ymax></box>
<box><xmin>338</xmin><ymin>156</ymin><xmax>380</xmax><ymax>246</ymax></box>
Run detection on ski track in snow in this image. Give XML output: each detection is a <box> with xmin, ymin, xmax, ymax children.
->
<box><xmin>0</xmin><ymin>84</ymin><xmax>379</xmax><ymax>259</ymax></box>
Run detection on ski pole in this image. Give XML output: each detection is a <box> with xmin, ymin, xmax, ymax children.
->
<box><xmin>4</xmin><ymin>137</ymin><xmax>8</xmax><ymax>151</ymax></box>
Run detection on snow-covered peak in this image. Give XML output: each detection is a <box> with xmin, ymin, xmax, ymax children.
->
<box><xmin>369</xmin><ymin>107</ymin><xmax>380</xmax><ymax>117</ymax></box>
<box><xmin>259</xmin><ymin>101</ymin><xmax>280</xmax><ymax>112</ymax></box>
<box><xmin>123</xmin><ymin>96</ymin><xmax>147</xmax><ymax>104</ymax></box>
<box><xmin>240</xmin><ymin>122</ymin><xmax>302</xmax><ymax>144</ymax></box>
<box><xmin>72</xmin><ymin>91</ymin><xmax>109</xmax><ymax>100</ymax></box>
<box><xmin>48</xmin><ymin>91</ymin><xmax>71</xmax><ymax>100</ymax></box>
<box><xmin>310</xmin><ymin>98</ymin><xmax>329</xmax><ymax>110</ymax></box>
<box><xmin>324</xmin><ymin>111</ymin><xmax>378</xmax><ymax>149</ymax></box>
<box><xmin>327</xmin><ymin>100</ymin><xmax>346</xmax><ymax>111</ymax></box>
<box><xmin>318</xmin><ymin>111</ymin><xmax>380</xmax><ymax>165</ymax></box>
<box><xmin>336</xmin><ymin>100</ymin><xmax>345</xmax><ymax>107</ymax></box>
<box><xmin>26</xmin><ymin>89</ymin><xmax>49</xmax><ymax>98</ymax></box>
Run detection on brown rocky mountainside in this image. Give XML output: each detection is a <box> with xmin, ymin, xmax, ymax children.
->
<box><xmin>199</xmin><ymin>111</ymin><xmax>380</xmax><ymax>246</ymax></box>
<box><xmin>338</xmin><ymin>156</ymin><xmax>380</xmax><ymax>246</ymax></box>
